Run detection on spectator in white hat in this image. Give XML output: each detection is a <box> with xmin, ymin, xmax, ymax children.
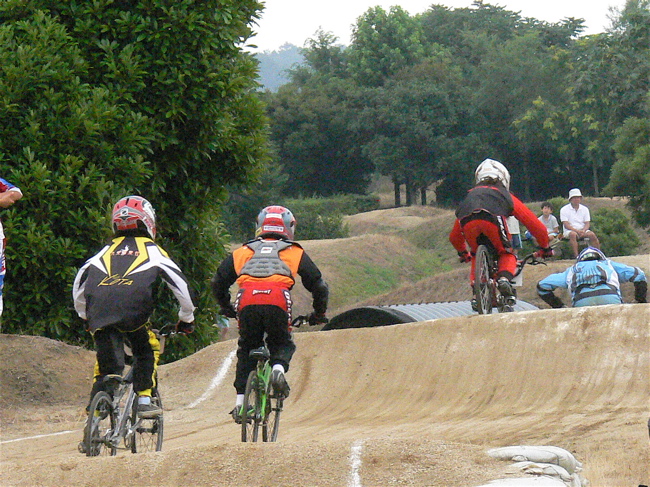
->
<box><xmin>559</xmin><ymin>188</ymin><xmax>600</xmax><ymax>258</ymax></box>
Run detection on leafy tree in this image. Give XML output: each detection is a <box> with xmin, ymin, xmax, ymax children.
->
<box><xmin>347</xmin><ymin>6</ymin><xmax>427</xmax><ymax>87</ymax></box>
<box><xmin>266</xmin><ymin>78</ymin><xmax>373</xmax><ymax>196</ymax></box>
<box><xmin>0</xmin><ymin>1</ymin><xmax>268</xmax><ymax>356</ymax></box>
<box><xmin>561</xmin><ymin>1</ymin><xmax>650</xmax><ymax>196</ymax></box>
<box><xmin>301</xmin><ymin>30</ymin><xmax>347</xmax><ymax>79</ymax></box>
<box><xmin>603</xmin><ymin>109</ymin><xmax>650</xmax><ymax>227</ymax></box>
<box><xmin>0</xmin><ymin>11</ymin><xmax>153</xmax><ymax>344</ymax></box>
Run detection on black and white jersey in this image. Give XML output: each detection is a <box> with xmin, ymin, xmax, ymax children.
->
<box><xmin>73</xmin><ymin>236</ymin><xmax>195</xmax><ymax>332</ymax></box>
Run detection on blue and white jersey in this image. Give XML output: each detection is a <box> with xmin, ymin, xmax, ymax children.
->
<box><xmin>537</xmin><ymin>259</ymin><xmax>646</xmax><ymax>307</ymax></box>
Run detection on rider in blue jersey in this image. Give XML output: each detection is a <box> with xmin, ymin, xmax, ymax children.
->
<box><xmin>537</xmin><ymin>247</ymin><xmax>647</xmax><ymax>308</ymax></box>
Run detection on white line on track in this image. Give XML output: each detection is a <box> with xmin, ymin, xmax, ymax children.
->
<box><xmin>2</xmin><ymin>347</ymin><xmax>237</xmax><ymax>444</ymax></box>
<box><xmin>0</xmin><ymin>430</ymin><xmax>77</xmax><ymax>445</ymax></box>
<box><xmin>184</xmin><ymin>348</ymin><xmax>236</xmax><ymax>409</ymax></box>
<box><xmin>348</xmin><ymin>439</ymin><xmax>364</xmax><ymax>487</ymax></box>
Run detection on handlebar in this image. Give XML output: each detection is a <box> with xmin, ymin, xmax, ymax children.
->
<box><xmin>152</xmin><ymin>322</ymin><xmax>189</xmax><ymax>338</ymax></box>
<box><xmin>292</xmin><ymin>315</ymin><xmax>309</xmax><ymax>328</ymax></box>
<box><xmin>292</xmin><ymin>314</ymin><xmax>329</xmax><ymax>328</ymax></box>
<box><xmin>514</xmin><ymin>251</ymin><xmax>548</xmax><ymax>277</ymax></box>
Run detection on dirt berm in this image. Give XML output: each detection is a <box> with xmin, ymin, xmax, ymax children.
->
<box><xmin>1</xmin><ymin>303</ymin><xmax>648</xmax><ymax>486</ymax></box>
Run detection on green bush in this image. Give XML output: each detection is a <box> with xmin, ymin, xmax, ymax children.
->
<box><xmin>285</xmin><ymin>194</ymin><xmax>380</xmax><ymax>216</ymax></box>
<box><xmin>285</xmin><ymin>198</ymin><xmax>349</xmax><ymax>240</ymax></box>
<box><xmin>591</xmin><ymin>208</ymin><xmax>640</xmax><ymax>257</ymax></box>
<box><xmin>282</xmin><ymin>194</ymin><xmax>380</xmax><ymax>241</ymax></box>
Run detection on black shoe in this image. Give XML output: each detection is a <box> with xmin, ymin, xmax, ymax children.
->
<box><xmin>137</xmin><ymin>402</ymin><xmax>162</xmax><ymax>419</ymax></box>
<box><xmin>271</xmin><ymin>369</ymin><xmax>290</xmax><ymax>397</ymax></box>
<box><xmin>470</xmin><ymin>298</ymin><xmax>479</xmax><ymax>312</ymax></box>
<box><xmin>230</xmin><ymin>405</ymin><xmax>254</xmax><ymax>424</ymax></box>
<box><xmin>497</xmin><ymin>277</ymin><xmax>515</xmax><ymax>298</ymax></box>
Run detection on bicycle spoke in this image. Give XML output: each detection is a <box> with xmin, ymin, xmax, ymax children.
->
<box><xmin>130</xmin><ymin>389</ymin><xmax>164</xmax><ymax>453</ymax></box>
<box><xmin>474</xmin><ymin>245</ymin><xmax>494</xmax><ymax>314</ymax></box>
<box><xmin>242</xmin><ymin>371</ymin><xmax>261</xmax><ymax>442</ymax></box>
<box><xmin>263</xmin><ymin>392</ymin><xmax>282</xmax><ymax>442</ymax></box>
<box><xmin>84</xmin><ymin>392</ymin><xmax>116</xmax><ymax>457</ymax></box>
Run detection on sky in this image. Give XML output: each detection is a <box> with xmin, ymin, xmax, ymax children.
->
<box><xmin>248</xmin><ymin>0</ymin><xmax>625</xmax><ymax>52</ymax></box>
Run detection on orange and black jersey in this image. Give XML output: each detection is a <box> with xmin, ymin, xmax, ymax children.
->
<box><xmin>73</xmin><ymin>236</ymin><xmax>195</xmax><ymax>332</ymax></box>
<box><xmin>211</xmin><ymin>238</ymin><xmax>328</xmax><ymax>315</ymax></box>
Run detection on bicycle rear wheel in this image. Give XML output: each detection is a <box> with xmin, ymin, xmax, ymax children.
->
<box><xmin>242</xmin><ymin>370</ymin><xmax>261</xmax><ymax>442</ymax></box>
<box><xmin>474</xmin><ymin>245</ymin><xmax>494</xmax><ymax>315</ymax></box>
<box><xmin>262</xmin><ymin>387</ymin><xmax>282</xmax><ymax>442</ymax></box>
<box><xmin>84</xmin><ymin>391</ymin><xmax>116</xmax><ymax>457</ymax></box>
<box><xmin>130</xmin><ymin>389</ymin><xmax>164</xmax><ymax>453</ymax></box>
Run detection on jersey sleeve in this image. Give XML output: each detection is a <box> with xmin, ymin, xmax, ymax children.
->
<box><xmin>72</xmin><ymin>260</ymin><xmax>92</xmax><ymax>320</ymax></box>
<box><xmin>153</xmin><ymin>244</ymin><xmax>196</xmax><ymax>323</ymax></box>
<box><xmin>537</xmin><ymin>270</ymin><xmax>570</xmax><ymax>295</ymax></box>
<box><xmin>611</xmin><ymin>261</ymin><xmax>646</xmax><ymax>284</ymax></box>
<box><xmin>298</xmin><ymin>251</ymin><xmax>329</xmax><ymax>315</ymax></box>
<box><xmin>449</xmin><ymin>219</ymin><xmax>467</xmax><ymax>253</ymax></box>
<box><xmin>210</xmin><ymin>253</ymin><xmax>238</xmax><ymax>308</ymax></box>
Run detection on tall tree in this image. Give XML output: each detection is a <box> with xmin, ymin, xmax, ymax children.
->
<box><xmin>1</xmin><ymin>1</ymin><xmax>268</xmax><ymax>354</ymax></box>
<box><xmin>347</xmin><ymin>6</ymin><xmax>426</xmax><ymax>87</ymax></box>
<box><xmin>603</xmin><ymin>94</ymin><xmax>650</xmax><ymax>227</ymax></box>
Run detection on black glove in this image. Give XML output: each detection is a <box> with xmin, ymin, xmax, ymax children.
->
<box><xmin>538</xmin><ymin>247</ymin><xmax>554</xmax><ymax>259</ymax></box>
<box><xmin>539</xmin><ymin>292</ymin><xmax>565</xmax><ymax>309</ymax></box>
<box><xmin>176</xmin><ymin>321</ymin><xmax>195</xmax><ymax>334</ymax></box>
<box><xmin>307</xmin><ymin>312</ymin><xmax>328</xmax><ymax>326</ymax></box>
<box><xmin>634</xmin><ymin>280</ymin><xmax>647</xmax><ymax>303</ymax></box>
<box><xmin>458</xmin><ymin>251</ymin><xmax>471</xmax><ymax>263</ymax></box>
<box><xmin>219</xmin><ymin>303</ymin><xmax>237</xmax><ymax>318</ymax></box>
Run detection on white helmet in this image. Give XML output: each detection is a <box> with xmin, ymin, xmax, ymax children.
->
<box><xmin>475</xmin><ymin>158</ymin><xmax>511</xmax><ymax>190</ymax></box>
<box><xmin>577</xmin><ymin>246</ymin><xmax>606</xmax><ymax>263</ymax></box>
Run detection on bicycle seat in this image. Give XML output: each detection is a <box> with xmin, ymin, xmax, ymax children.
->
<box><xmin>249</xmin><ymin>347</ymin><xmax>270</xmax><ymax>360</ymax></box>
<box><xmin>102</xmin><ymin>374</ymin><xmax>125</xmax><ymax>386</ymax></box>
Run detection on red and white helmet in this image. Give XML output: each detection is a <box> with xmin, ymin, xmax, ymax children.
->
<box><xmin>112</xmin><ymin>196</ymin><xmax>157</xmax><ymax>239</ymax></box>
<box><xmin>475</xmin><ymin>158</ymin><xmax>511</xmax><ymax>190</ymax></box>
<box><xmin>255</xmin><ymin>205</ymin><xmax>296</xmax><ymax>240</ymax></box>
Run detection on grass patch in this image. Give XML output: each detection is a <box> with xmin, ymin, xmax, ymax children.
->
<box><xmin>326</xmin><ymin>250</ymin><xmax>450</xmax><ymax>309</ymax></box>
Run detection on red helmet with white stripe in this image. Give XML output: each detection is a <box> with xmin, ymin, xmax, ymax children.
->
<box><xmin>112</xmin><ymin>196</ymin><xmax>157</xmax><ymax>239</ymax></box>
<box><xmin>255</xmin><ymin>205</ymin><xmax>296</xmax><ymax>240</ymax></box>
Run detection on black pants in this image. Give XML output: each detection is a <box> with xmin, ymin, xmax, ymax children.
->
<box><xmin>90</xmin><ymin>325</ymin><xmax>156</xmax><ymax>402</ymax></box>
<box><xmin>234</xmin><ymin>304</ymin><xmax>296</xmax><ymax>394</ymax></box>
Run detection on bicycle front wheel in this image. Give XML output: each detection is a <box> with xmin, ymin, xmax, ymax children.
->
<box><xmin>84</xmin><ymin>391</ymin><xmax>116</xmax><ymax>457</ymax></box>
<box><xmin>130</xmin><ymin>389</ymin><xmax>164</xmax><ymax>453</ymax></box>
<box><xmin>474</xmin><ymin>245</ymin><xmax>494</xmax><ymax>315</ymax></box>
<box><xmin>262</xmin><ymin>386</ymin><xmax>282</xmax><ymax>442</ymax></box>
<box><xmin>242</xmin><ymin>370</ymin><xmax>261</xmax><ymax>442</ymax></box>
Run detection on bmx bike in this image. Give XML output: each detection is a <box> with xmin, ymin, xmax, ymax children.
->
<box><xmin>240</xmin><ymin>315</ymin><xmax>309</xmax><ymax>442</ymax></box>
<box><xmin>80</xmin><ymin>325</ymin><xmax>178</xmax><ymax>456</ymax></box>
<box><xmin>473</xmin><ymin>245</ymin><xmax>548</xmax><ymax>315</ymax></box>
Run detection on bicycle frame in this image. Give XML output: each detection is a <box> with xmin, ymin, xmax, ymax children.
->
<box><xmin>83</xmin><ymin>325</ymin><xmax>175</xmax><ymax>456</ymax></box>
<box><xmin>242</xmin><ymin>346</ymin><xmax>284</xmax><ymax>442</ymax></box>
<box><xmin>104</xmin><ymin>372</ymin><xmax>139</xmax><ymax>449</ymax></box>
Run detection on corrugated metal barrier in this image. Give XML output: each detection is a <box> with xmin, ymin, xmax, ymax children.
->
<box><xmin>323</xmin><ymin>301</ymin><xmax>539</xmax><ymax>331</ymax></box>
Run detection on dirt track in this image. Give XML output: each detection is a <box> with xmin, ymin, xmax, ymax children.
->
<box><xmin>1</xmin><ymin>304</ymin><xmax>648</xmax><ymax>486</ymax></box>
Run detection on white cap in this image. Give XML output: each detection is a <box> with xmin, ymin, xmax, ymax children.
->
<box><xmin>568</xmin><ymin>188</ymin><xmax>582</xmax><ymax>199</ymax></box>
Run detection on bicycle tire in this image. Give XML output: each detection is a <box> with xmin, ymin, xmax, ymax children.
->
<box><xmin>474</xmin><ymin>245</ymin><xmax>494</xmax><ymax>314</ymax></box>
<box><xmin>84</xmin><ymin>391</ymin><xmax>116</xmax><ymax>457</ymax></box>
<box><xmin>262</xmin><ymin>374</ymin><xmax>282</xmax><ymax>442</ymax></box>
<box><xmin>242</xmin><ymin>370</ymin><xmax>261</xmax><ymax>442</ymax></box>
<box><xmin>130</xmin><ymin>389</ymin><xmax>164</xmax><ymax>453</ymax></box>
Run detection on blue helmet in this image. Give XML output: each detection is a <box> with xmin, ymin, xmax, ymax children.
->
<box><xmin>577</xmin><ymin>247</ymin><xmax>606</xmax><ymax>262</ymax></box>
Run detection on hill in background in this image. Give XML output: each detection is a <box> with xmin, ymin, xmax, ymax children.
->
<box><xmin>254</xmin><ymin>44</ymin><xmax>303</xmax><ymax>91</ymax></box>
